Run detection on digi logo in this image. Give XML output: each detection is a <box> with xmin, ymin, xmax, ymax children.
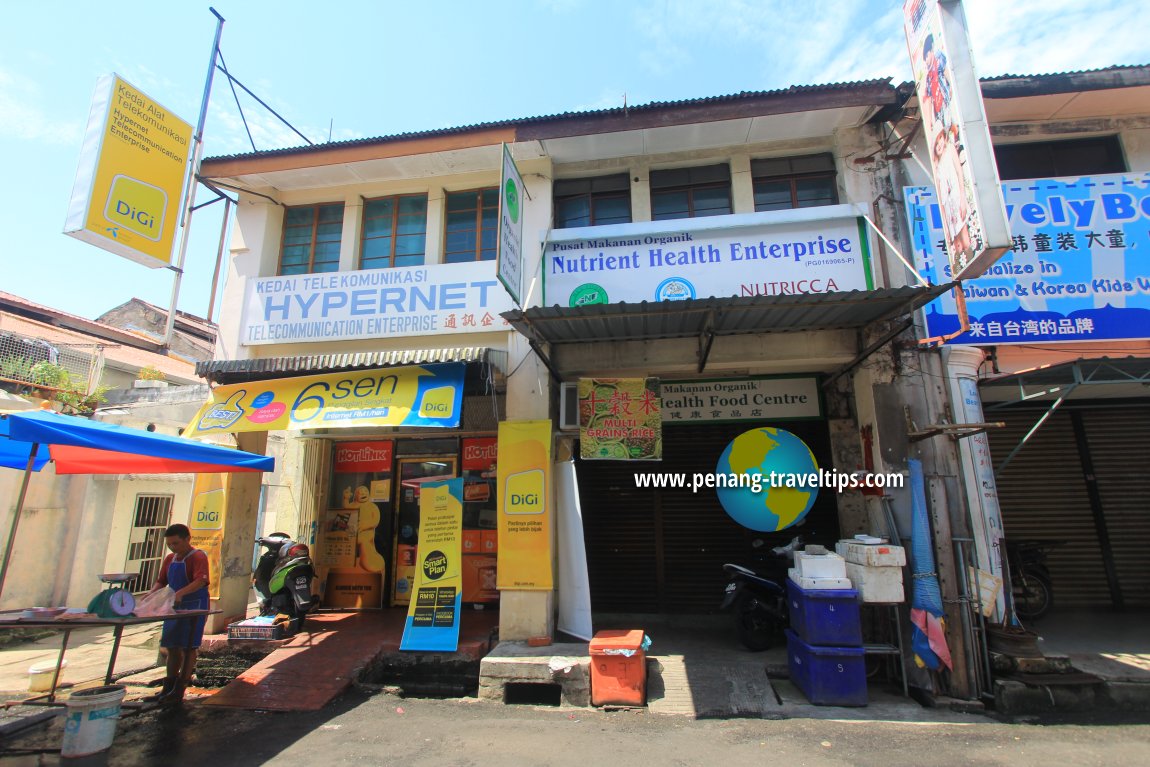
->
<box><xmin>504</xmin><ymin>469</ymin><xmax>544</xmax><ymax>515</ymax></box>
<box><xmin>418</xmin><ymin>386</ymin><xmax>457</xmax><ymax>419</ymax></box>
<box><xmin>190</xmin><ymin>489</ymin><xmax>224</xmax><ymax>531</ymax></box>
<box><xmin>104</xmin><ymin>174</ymin><xmax>167</xmax><ymax>242</ymax></box>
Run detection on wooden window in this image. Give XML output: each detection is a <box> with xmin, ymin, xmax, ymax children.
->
<box><xmin>279</xmin><ymin>203</ymin><xmax>343</xmax><ymax>275</ymax></box>
<box><xmin>361</xmin><ymin>195</ymin><xmax>428</xmax><ymax>269</ymax></box>
<box><xmin>554</xmin><ymin>174</ymin><xmax>632</xmax><ymax>229</ymax></box>
<box><xmin>752</xmin><ymin>153</ymin><xmax>838</xmax><ymax>212</ymax></box>
<box><xmin>993</xmin><ymin>136</ymin><xmax>1126</xmax><ymax>181</ymax></box>
<box><xmin>650</xmin><ymin>164</ymin><xmax>731</xmax><ymax>220</ymax></box>
<box><xmin>444</xmin><ymin>188</ymin><xmax>498</xmax><ymax>263</ymax></box>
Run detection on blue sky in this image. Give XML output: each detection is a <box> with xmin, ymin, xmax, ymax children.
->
<box><xmin>1</xmin><ymin>0</ymin><xmax>1146</xmax><ymax>323</ymax></box>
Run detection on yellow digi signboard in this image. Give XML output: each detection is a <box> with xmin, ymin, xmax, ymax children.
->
<box><xmin>64</xmin><ymin>74</ymin><xmax>193</xmax><ymax>268</ymax></box>
<box><xmin>188</xmin><ymin>474</ymin><xmax>227</xmax><ymax>600</ymax></box>
<box><xmin>496</xmin><ymin>420</ymin><xmax>553</xmax><ymax>590</ymax></box>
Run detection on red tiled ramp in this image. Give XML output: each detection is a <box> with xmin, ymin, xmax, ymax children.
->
<box><xmin>203</xmin><ymin>610</ymin><xmax>496</xmax><ymax>711</ymax></box>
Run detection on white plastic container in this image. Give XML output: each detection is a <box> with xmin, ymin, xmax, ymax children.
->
<box><xmin>28</xmin><ymin>659</ymin><xmax>67</xmax><ymax>693</ymax></box>
<box><xmin>794</xmin><ymin>550</ymin><xmax>847</xmax><ymax>580</ymax></box>
<box><xmin>61</xmin><ymin>685</ymin><xmax>127</xmax><ymax>757</ymax></box>
<box><xmin>788</xmin><ymin>568</ymin><xmax>853</xmax><ymax>590</ymax></box>
<box><xmin>845</xmin><ymin>562</ymin><xmax>905</xmax><ymax>603</ymax></box>
<box><xmin>835</xmin><ymin>540</ymin><xmax>907</xmax><ymax>568</ymax></box>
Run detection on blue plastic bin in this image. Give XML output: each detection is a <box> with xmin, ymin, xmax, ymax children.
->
<box><xmin>786</xmin><ymin>578</ymin><xmax>862</xmax><ymax>647</ymax></box>
<box><xmin>785</xmin><ymin>628</ymin><xmax>867</xmax><ymax>706</ymax></box>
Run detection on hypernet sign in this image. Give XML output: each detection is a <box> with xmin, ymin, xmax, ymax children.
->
<box><xmin>64</xmin><ymin>74</ymin><xmax>193</xmax><ymax>268</ymax></box>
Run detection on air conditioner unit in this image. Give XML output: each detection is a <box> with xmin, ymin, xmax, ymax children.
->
<box><xmin>558</xmin><ymin>382</ymin><xmax>580</xmax><ymax>431</ymax></box>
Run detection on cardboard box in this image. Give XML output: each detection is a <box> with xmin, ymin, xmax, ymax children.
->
<box><xmin>462</xmin><ymin>530</ymin><xmax>481</xmax><ymax>553</ymax></box>
<box><xmin>481</xmin><ymin>530</ymin><xmax>498</xmax><ymax>553</ymax></box>
<box><xmin>323</xmin><ymin>569</ymin><xmax>382</xmax><ymax>609</ymax></box>
<box><xmin>462</xmin><ymin>555</ymin><xmax>498</xmax><ymax>603</ymax></box>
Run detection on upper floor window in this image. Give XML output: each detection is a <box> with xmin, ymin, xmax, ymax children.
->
<box><xmin>553</xmin><ymin>174</ymin><xmax>632</xmax><ymax>228</ymax></box>
<box><xmin>651</xmin><ymin>164</ymin><xmax>732</xmax><ymax>220</ymax></box>
<box><xmin>752</xmin><ymin>154</ymin><xmax>838</xmax><ymax>212</ymax></box>
<box><xmin>279</xmin><ymin>203</ymin><xmax>343</xmax><ymax>275</ymax></box>
<box><xmin>444</xmin><ymin>188</ymin><xmax>498</xmax><ymax>263</ymax></box>
<box><xmin>361</xmin><ymin>195</ymin><xmax>428</xmax><ymax>269</ymax></box>
<box><xmin>993</xmin><ymin>136</ymin><xmax>1126</xmax><ymax>181</ymax></box>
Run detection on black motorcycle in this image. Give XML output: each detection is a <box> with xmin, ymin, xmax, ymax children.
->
<box><xmin>720</xmin><ymin>536</ymin><xmax>800</xmax><ymax>651</ymax></box>
<box><xmin>253</xmin><ymin>533</ymin><xmax>319</xmax><ymax>632</ymax></box>
<box><xmin>1006</xmin><ymin>539</ymin><xmax>1063</xmax><ymax>621</ymax></box>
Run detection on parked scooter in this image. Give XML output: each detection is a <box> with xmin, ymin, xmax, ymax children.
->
<box><xmin>720</xmin><ymin>536</ymin><xmax>801</xmax><ymax>651</ymax></box>
<box><xmin>253</xmin><ymin>533</ymin><xmax>319</xmax><ymax>632</ymax></box>
<box><xmin>1006</xmin><ymin>539</ymin><xmax>1064</xmax><ymax>621</ymax></box>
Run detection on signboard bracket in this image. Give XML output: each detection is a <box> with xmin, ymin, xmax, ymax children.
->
<box><xmin>697</xmin><ymin>310</ymin><xmax>717</xmax><ymax>373</ymax></box>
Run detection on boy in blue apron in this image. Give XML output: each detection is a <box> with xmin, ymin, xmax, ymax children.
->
<box><xmin>148</xmin><ymin>523</ymin><xmax>210</xmax><ymax>702</ymax></box>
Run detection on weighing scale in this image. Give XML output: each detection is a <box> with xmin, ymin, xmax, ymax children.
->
<box><xmin>86</xmin><ymin>573</ymin><xmax>138</xmax><ymax>618</ymax></box>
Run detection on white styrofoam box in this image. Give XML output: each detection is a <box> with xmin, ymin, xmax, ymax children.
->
<box><xmin>835</xmin><ymin>540</ymin><xmax>907</xmax><ymax>568</ymax></box>
<box><xmin>845</xmin><ymin>562</ymin><xmax>905</xmax><ymax>603</ymax></box>
<box><xmin>794</xmin><ymin>550</ymin><xmax>847</xmax><ymax>580</ymax></box>
<box><xmin>788</xmin><ymin>568</ymin><xmax>853</xmax><ymax>590</ymax></box>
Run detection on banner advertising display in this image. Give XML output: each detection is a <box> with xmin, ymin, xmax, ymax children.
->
<box><xmin>400</xmin><ymin>478</ymin><xmax>463</xmax><ymax>652</ymax></box>
<box><xmin>318</xmin><ymin>441</ymin><xmax>394</xmax><ymax>608</ymax></box>
<box><xmin>64</xmin><ymin>74</ymin><xmax>193</xmax><ymax>268</ymax></box>
<box><xmin>496</xmin><ymin>420</ymin><xmax>553</xmax><ymax>590</ymax></box>
<box><xmin>906</xmin><ymin>173</ymin><xmax>1150</xmax><ymax>344</ymax></box>
<box><xmin>579</xmin><ymin>378</ymin><xmax>662</xmax><ymax>461</ymax></box>
<box><xmin>661</xmin><ymin>377</ymin><xmax>822</xmax><ymax>423</ymax></box>
<box><xmin>497</xmin><ymin>144</ymin><xmax>526</xmax><ymax>307</ymax></box>
<box><xmin>188</xmin><ymin>473</ymin><xmax>227</xmax><ymax>600</ymax></box>
<box><xmin>544</xmin><ymin>207</ymin><xmax>872</xmax><ymax>307</ymax></box>
<box><xmin>241</xmin><ymin>261</ymin><xmax>514</xmax><ymax>345</ymax></box>
<box><xmin>903</xmin><ymin>0</ymin><xmax>1011</xmax><ymax>280</ymax></box>
<box><xmin>184</xmin><ymin>363</ymin><xmax>465</xmax><ymax>437</ymax></box>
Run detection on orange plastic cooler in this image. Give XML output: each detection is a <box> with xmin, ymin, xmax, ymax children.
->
<box><xmin>589</xmin><ymin>629</ymin><xmax>647</xmax><ymax>706</ymax></box>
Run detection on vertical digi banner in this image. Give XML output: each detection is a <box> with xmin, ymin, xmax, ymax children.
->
<box><xmin>400</xmin><ymin>478</ymin><xmax>463</xmax><ymax>652</ymax></box>
<box><xmin>579</xmin><ymin>378</ymin><xmax>662</xmax><ymax>461</ymax></box>
<box><xmin>903</xmin><ymin>0</ymin><xmax>1010</xmax><ymax>279</ymax></box>
<box><xmin>64</xmin><ymin>74</ymin><xmax>193</xmax><ymax>268</ymax></box>
<box><xmin>497</xmin><ymin>420</ymin><xmax>553</xmax><ymax>590</ymax></box>
<box><xmin>188</xmin><ymin>473</ymin><xmax>227</xmax><ymax>600</ymax></box>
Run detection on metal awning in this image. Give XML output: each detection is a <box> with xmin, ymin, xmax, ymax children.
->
<box><xmin>195</xmin><ymin>346</ymin><xmax>506</xmax><ymax>386</ymax></box>
<box><xmin>502</xmin><ymin>285</ymin><xmax>951</xmax><ymax>376</ymax></box>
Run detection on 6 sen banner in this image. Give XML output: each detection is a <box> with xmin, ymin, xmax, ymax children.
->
<box><xmin>399</xmin><ymin>478</ymin><xmax>463</xmax><ymax>652</ymax></box>
<box><xmin>64</xmin><ymin>74</ymin><xmax>193</xmax><ymax>268</ymax></box>
<box><xmin>497</xmin><ymin>420</ymin><xmax>553</xmax><ymax>590</ymax></box>
<box><xmin>184</xmin><ymin>363</ymin><xmax>464</xmax><ymax>438</ymax></box>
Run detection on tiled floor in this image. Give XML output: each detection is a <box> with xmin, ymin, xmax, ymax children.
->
<box><xmin>202</xmin><ymin>609</ymin><xmax>498</xmax><ymax>711</ymax></box>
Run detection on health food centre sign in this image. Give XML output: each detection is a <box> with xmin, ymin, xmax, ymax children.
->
<box><xmin>242</xmin><ymin>261</ymin><xmax>515</xmax><ymax>345</ymax></box>
<box><xmin>543</xmin><ymin>206</ymin><xmax>873</xmax><ymax>306</ymax></box>
<box><xmin>906</xmin><ymin>172</ymin><xmax>1150</xmax><ymax>344</ymax></box>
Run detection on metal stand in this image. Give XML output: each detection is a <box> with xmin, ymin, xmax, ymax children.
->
<box><xmin>862</xmin><ymin>602</ymin><xmax>909</xmax><ymax>697</ymax></box>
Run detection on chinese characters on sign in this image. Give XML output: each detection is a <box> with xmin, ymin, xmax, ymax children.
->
<box><xmin>579</xmin><ymin>378</ymin><xmax>663</xmax><ymax>461</ymax></box>
<box><xmin>906</xmin><ymin>173</ymin><xmax>1150</xmax><ymax>344</ymax></box>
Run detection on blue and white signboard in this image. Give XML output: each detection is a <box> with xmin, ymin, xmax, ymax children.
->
<box><xmin>241</xmin><ymin>261</ymin><xmax>514</xmax><ymax>345</ymax></box>
<box><xmin>906</xmin><ymin>172</ymin><xmax>1150</xmax><ymax>344</ymax></box>
<box><xmin>544</xmin><ymin>206</ymin><xmax>873</xmax><ymax>307</ymax></box>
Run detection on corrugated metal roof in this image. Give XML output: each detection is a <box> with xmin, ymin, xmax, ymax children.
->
<box><xmin>980</xmin><ymin>63</ymin><xmax>1150</xmax><ymax>83</ymax></box>
<box><xmin>980</xmin><ymin>356</ymin><xmax>1150</xmax><ymax>391</ymax></box>
<box><xmin>195</xmin><ymin>346</ymin><xmax>505</xmax><ymax>384</ymax></box>
<box><xmin>202</xmin><ymin>78</ymin><xmax>894</xmax><ymax>164</ymax></box>
<box><xmin>502</xmin><ymin>287</ymin><xmax>951</xmax><ymax>346</ymax></box>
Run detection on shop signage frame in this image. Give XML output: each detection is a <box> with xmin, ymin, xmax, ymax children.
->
<box><xmin>661</xmin><ymin>376</ymin><xmax>823</xmax><ymax>423</ymax></box>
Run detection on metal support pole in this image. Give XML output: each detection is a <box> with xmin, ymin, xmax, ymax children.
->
<box><xmin>163</xmin><ymin>8</ymin><xmax>225</xmax><ymax>348</ymax></box>
<box><xmin>206</xmin><ymin>197</ymin><xmax>232</xmax><ymax>323</ymax></box>
<box><xmin>0</xmin><ymin>443</ymin><xmax>40</xmax><ymax>598</ymax></box>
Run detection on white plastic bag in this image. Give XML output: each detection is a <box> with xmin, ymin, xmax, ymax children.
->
<box><xmin>135</xmin><ymin>588</ymin><xmax>176</xmax><ymax>617</ymax></box>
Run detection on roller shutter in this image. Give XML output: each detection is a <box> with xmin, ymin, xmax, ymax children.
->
<box><xmin>578</xmin><ymin>420</ymin><xmax>840</xmax><ymax>614</ymax></box>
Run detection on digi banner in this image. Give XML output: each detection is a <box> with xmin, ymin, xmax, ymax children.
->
<box><xmin>188</xmin><ymin>473</ymin><xmax>227</xmax><ymax>600</ymax></box>
<box><xmin>543</xmin><ymin>208</ymin><xmax>872</xmax><ymax>307</ymax></box>
<box><xmin>64</xmin><ymin>74</ymin><xmax>193</xmax><ymax>268</ymax></box>
<box><xmin>579</xmin><ymin>378</ymin><xmax>662</xmax><ymax>461</ymax></box>
<box><xmin>400</xmin><ymin>478</ymin><xmax>463</xmax><ymax>652</ymax></box>
<box><xmin>184</xmin><ymin>363</ymin><xmax>464</xmax><ymax>437</ymax></box>
<box><xmin>241</xmin><ymin>261</ymin><xmax>514</xmax><ymax>345</ymax></box>
<box><xmin>497</xmin><ymin>420</ymin><xmax>553</xmax><ymax>590</ymax></box>
<box><xmin>906</xmin><ymin>173</ymin><xmax>1150</xmax><ymax>344</ymax></box>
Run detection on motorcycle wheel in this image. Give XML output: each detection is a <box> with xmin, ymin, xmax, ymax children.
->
<box><xmin>1012</xmin><ymin>569</ymin><xmax>1053</xmax><ymax>620</ymax></box>
<box><xmin>735</xmin><ymin>596</ymin><xmax>775</xmax><ymax>651</ymax></box>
